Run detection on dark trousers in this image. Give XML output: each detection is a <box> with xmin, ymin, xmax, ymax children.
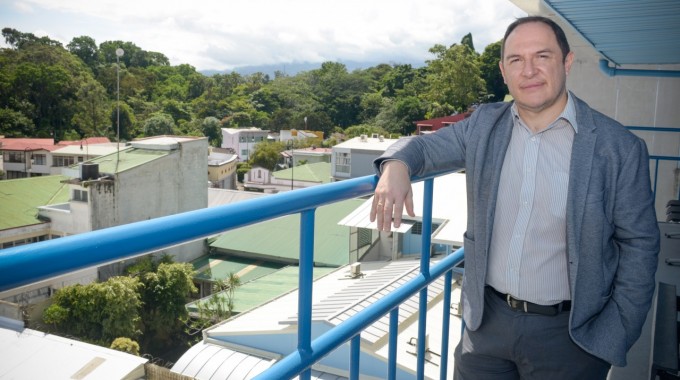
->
<box><xmin>453</xmin><ymin>287</ymin><xmax>611</xmax><ymax>380</ymax></box>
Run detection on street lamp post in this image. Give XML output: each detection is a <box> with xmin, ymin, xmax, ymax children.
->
<box><xmin>115</xmin><ymin>48</ymin><xmax>124</xmax><ymax>165</ymax></box>
<box><xmin>287</xmin><ymin>140</ymin><xmax>294</xmax><ymax>190</ymax></box>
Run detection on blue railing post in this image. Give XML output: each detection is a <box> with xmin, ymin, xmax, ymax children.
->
<box><xmin>417</xmin><ymin>178</ymin><xmax>434</xmax><ymax>379</ymax></box>
<box><xmin>388</xmin><ymin>307</ymin><xmax>399</xmax><ymax>380</ymax></box>
<box><xmin>350</xmin><ymin>335</ymin><xmax>360</xmax><ymax>380</ymax></box>
<box><xmin>440</xmin><ymin>270</ymin><xmax>453</xmax><ymax>379</ymax></box>
<box><xmin>298</xmin><ymin>209</ymin><xmax>316</xmax><ymax>380</ymax></box>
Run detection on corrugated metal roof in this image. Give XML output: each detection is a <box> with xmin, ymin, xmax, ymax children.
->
<box><xmin>0</xmin><ymin>326</ymin><xmax>147</xmax><ymax>380</ymax></box>
<box><xmin>187</xmin><ymin>266</ymin><xmax>338</xmax><ymax>315</ymax></box>
<box><xmin>273</xmin><ymin>162</ymin><xmax>331</xmax><ymax>183</ymax></box>
<box><xmin>0</xmin><ymin>175</ymin><xmax>70</xmax><ymax>230</ymax></box>
<box><xmin>282</xmin><ymin>260</ymin><xmax>445</xmax><ymax>345</ymax></box>
<box><xmin>209</xmin><ymin>199</ymin><xmax>364</xmax><ymax>267</ymax></box>
<box><xmin>85</xmin><ymin>146</ymin><xmax>169</xmax><ymax>174</ymax></box>
<box><xmin>171</xmin><ymin>341</ymin><xmax>346</xmax><ymax>380</ymax></box>
<box><xmin>544</xmin><ymin>0</ymin><xmax>680</xmax><ymax>65</ymax></box>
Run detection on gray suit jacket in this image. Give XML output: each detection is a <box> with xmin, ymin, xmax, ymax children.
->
<box><xmin>375</xmin><ymin>96</ymin><xmax>660</xmax><ymax>366</ymax></box>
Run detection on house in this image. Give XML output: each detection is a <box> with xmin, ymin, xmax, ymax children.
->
<box><xmin>221</xmin><ymin>127</ymin><xmax>270</xmax><ymax>162</ymax></box>
<box><xmin>331</xmin><ymin>134</ymin><xmax>399</xmax><ymax>182</ymax></box>
<box><xmin>0</xmin><ymin>137</ymin><xmax>112</xmax><ymax>179</ymax></box>
<box><xmin>413</xmin><ymin>113</ymin><xmax>471</xmax><ymax>135</ymax></box>
<box><xmin>243</xmin><ymin>162</ymin><xmax>331</xmax><ymax>193</ymax></box>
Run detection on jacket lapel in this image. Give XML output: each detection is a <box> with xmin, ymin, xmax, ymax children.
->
<box><xmin>567</xmin><ymin>97</ymin><xmax>598</xmax><ymax>285</ymax></box>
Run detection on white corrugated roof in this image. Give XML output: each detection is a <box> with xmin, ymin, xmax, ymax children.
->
<box><xmin>0</xmin><ymin>324</ymin><xmax>147</xmax><ymax>380</ymax></box>
<box><xmin>338</xmin><ymin>172</ymin><xmax>468</xmax><ymax>245</ymax></box>
<box><xmin>171</xmin><ymin>341</ymin><xmax>346</xmax><ymax>380</ymax></box>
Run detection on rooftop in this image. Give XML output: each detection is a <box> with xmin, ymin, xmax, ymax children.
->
<box><xmin>273</xmin><ymin>162</ymin><xmax>331</xmax><ymax>184</ymax></box>
<box><xmin>209</xmin><ymin>198</ymin><xmax>364</xmax><ymax>267</ymax></box>
<box><xmin>0</xmin><ymin>175</ymin><xmax>69</xmax><ymax>230</ymax></box>
<box><xmin>333</xmin><ymin>136</ymin><xmax>398</xmax><ymax>151</ymax></box>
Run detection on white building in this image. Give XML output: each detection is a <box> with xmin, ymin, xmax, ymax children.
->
<box><xmin>221</xmin><ymin>127</ymin><xmax>270</xmax><ymax>162</ymax></box>
<box><xmin>0</xmin><ymin>136</ymin><xmax>209</xmax><ymax>309</ymax></box>
<box><xmin>331</xmin><ymin>134</ymin><xmax>398</xmax><ymax>181</ymax></box>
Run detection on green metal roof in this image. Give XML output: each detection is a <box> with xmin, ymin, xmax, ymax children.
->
<box><xmin>209</xmin><ymin>198</ymin><xmax>363</xmax><ymax>267</ymax></box>
<box><xmin>187</xmin><ymin>266</ymin><xmax>338</xmax><ymax>315</ymax></box>
<box><xmin>273</xmin><ymin>162</ymin><xmax>331</xmax><ymax>184</ymax></box>
<box><xmin>0</xmin><ymin>175</ymin><xmax>70</xmax><ymax>230</ymax></box>
<box><xmin>82</xmin><ymin>146</ymin><xmax>170</xmax><ymax>174</ymax></box>
<box><xmin>191</xmin><ymin>254</ymin><xmax>285</xmax><ymax>283</ymax></box>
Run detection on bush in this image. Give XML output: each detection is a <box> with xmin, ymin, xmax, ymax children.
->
<box><xmin>110</xmin><ymin>337</ymin><xmax>140</xmax><ymax>356</ymax></box>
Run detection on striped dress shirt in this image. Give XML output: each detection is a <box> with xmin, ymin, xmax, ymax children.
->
<box><xmin>486</xmin><ymin>92</ymin><xmax>578</xmax><ymax>305</ymax></box>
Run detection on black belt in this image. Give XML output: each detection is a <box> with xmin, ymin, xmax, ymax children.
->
<box><xmin>489</xmin><ymin>287</ymin><xmax>571</xmax><ymax>316</ymax></box>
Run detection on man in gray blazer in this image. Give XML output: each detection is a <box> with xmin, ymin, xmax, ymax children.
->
<box><xmin>371</xmin><ymin>16</ymin><xmax>660</xmax><ymax>379</ymax></box>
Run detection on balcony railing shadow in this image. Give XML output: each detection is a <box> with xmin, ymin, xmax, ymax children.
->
<box><xmin>0</xmin><ymin>170</ymin><xmax>465</xmax><ymax>379</ymax></box>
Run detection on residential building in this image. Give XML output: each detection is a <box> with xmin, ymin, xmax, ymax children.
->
<box><xmin>413</xmin><ymin>113</ymin><xmax>471</xmax><ymax>135</ymax></box>
<box><xmin>0</xmin><ymin>136</ymin><xmax>209</xmax><ymax>309</ymax></box>
<box><xmin>208</xmin><ymin>147</ymin><xmax>238</xmax><ymax>189</ymax></box>
<box><xmin>331</xmin><ymin>134</ymin><xmax>398</xmax><ymax>181</ymax></box>
<box><xmin>221</xmin><ymin>127</ymin><xmax>270</xmax><ymax>162</ymax></box>
<box><xmin>0</xmin><ymin>137</ymin><xmax>111</xmax><ymax>179</ymax></box>
<box><xmin>244</xmin><ymin>162</ymin><xmax>331</xmax><ymax>193</ymax></box>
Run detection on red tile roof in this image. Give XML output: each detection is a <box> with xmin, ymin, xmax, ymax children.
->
<box><xmin>0</xmin><ymin>137</ymin><xmax>110</xmax><ymax>152</ymax></box>
<box><xmin>413</xmin><ymin>113</ymin><xmax>472</xmax><ymax>134</ymax></box>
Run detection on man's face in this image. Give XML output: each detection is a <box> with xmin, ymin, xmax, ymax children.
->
<box><xmin>500</xmin><ymin>22</ymin><xmax>574</xmax><ymax>115</ymax></box>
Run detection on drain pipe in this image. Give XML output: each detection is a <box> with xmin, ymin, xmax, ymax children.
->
<box><xmin>599</xmin><ymin>59</ymin><xmax>680</xmax><ymax>78</ymax></box>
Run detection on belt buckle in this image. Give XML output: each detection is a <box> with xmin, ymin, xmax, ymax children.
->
<box><xmin>506</xmin><ymin>294</ymin><xmax>528</xmax><ymax>312</ymax></box>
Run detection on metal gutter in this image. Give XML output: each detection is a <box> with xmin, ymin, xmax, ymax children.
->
<box><xmin>599</xmin><ymin>59</ymin><xmax>680</xmax><ymax>78</ymax></box>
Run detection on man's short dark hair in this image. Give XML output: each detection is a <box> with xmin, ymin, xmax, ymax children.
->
<box><xmin>501</xmin><ymin>16</ymin><xmax>571</xmax><ymax>62</ymax></box>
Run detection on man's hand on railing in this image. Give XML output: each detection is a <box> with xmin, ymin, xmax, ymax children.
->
<box><xmin>370</xmin><ymin>160</ymin><xmax>415</xmax><ymax>232</ymax></box>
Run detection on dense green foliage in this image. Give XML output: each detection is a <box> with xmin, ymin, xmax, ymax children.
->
<box><xmin>1</xmin><ymin>27</ymin><xmax>505</xmax><ymax>144</ymax></box>
<box><xmin>42</xmin><ymin>257</ymin><xmax>197</xmax><ymax>357</ymax></box>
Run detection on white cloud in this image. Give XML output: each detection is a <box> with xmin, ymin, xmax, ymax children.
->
<box><xmin>1</xmin><ymin>0</ymin><xmax>526</xmax><ymax>71</ymax></box>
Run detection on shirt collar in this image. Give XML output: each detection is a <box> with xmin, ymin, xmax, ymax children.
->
<box><xmin>510</xmin><ymin>91</ymin><xmax>579</xmax><ymax>133</ymax></box>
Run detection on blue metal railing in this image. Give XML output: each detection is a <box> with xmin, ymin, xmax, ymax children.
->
<box><xmin>0</xmin><ymin>170</ymin><xmax>464</xmax><ymax>379</ymax></box>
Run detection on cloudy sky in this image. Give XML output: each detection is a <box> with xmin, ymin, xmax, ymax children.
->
<box><xmin>1</xmin><ymin>0</ymin><xmax>526</xmax><ymax>72</ymax></box>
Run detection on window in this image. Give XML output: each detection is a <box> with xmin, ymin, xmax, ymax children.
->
<box><xmin>7</xmin><ymin>152</ymin><xmax>23</xmax><ymax>163</ymax></box>
<box><xmin>335</xmin><ymin>152</ymin><xmax>351</xmax><ymax>174</ymax></box>
<box><xmin>357</xmin><ymin>228</ymin><xmax>372</xmax><ymax>249</ymax></box>
<box><xmin>54</xmin><ymin>156</ymin><xmax>75</xmax><ymax>167</ymax></box>
<box><xmin>33</xmin><ymin>154</ymin><xmax>46</xmax><ymax>165</ymax></box>
<box><xmin>73</xmin><ymin>189</ymin><xmax>88</xmax><ymax>202</ymax></box>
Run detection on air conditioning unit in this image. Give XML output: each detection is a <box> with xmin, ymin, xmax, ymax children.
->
<box><xmin>350</xmin><ymin>263</ymin><xmax>361</xmax><ymax>277</ymax></box>
<box><xmin>360</xmin><ymin>134</ymin><xmax>368</xmax><ymax>142</ymax></box>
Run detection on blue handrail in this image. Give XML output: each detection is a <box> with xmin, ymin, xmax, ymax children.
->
<box><xmin>0</xmin><ymin>170</ymin><xmax>464</xmax><ymax>379</ymax></box>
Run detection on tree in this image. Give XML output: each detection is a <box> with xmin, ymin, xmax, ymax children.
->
<box><xmin>72</xmin><ymin>79</ymin><xmax>110</xmax><ymax>136</ymax></box>
<box><xmin>139</xmin><ymin>262</ymin><xmax>196</xmax><ymax>352</ymax></box>
<box><xmin>188</xmin><ymin>273</ymin><xmax>241</xmax><ymax>337</ymax></box>
<box><xmin>201</xmin><ymin>116</ymin><xmax>222</xmax><ymax>147</ymax></box>
<box><xmin>250</xmin><ymin>141</ymin><xmax>285</xmax><ymax>171</ymax></box>
<box><xmin>143</xmin><ymin>113</ymin><xmax>175</xmax><ymax>136</ymax></box>
<box><xmin>2</xmin><ymin>27</ymin><xmax>62</xmax><ymax>49</ymax></box>
<box><xmin>478</xmin><ymin>40</ymin><xmax>506</xmax><ymax>102</ymax></box>
<box><xmin>109</xmin><ymin>101</ymin><xmax>136</xmax><ymax>141</ymax></box>
<box><xmin>0</xmin><ymin>108</ymin><xmax>34</xmax><ymax>137</ymax></box>
<box><xmin>67</xmin><ymin>36</ymin><xmax>99</xmax><ymax>70</ymax></box>
<box><xmin>424</xmin><ymin>43</ymin><xmax>486</xmax><ymax>112</ymax></box>
<box><xmin>43</xmin><ymin>276</ymin><xmax>143</xmax><ymax>344</ymax></box>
